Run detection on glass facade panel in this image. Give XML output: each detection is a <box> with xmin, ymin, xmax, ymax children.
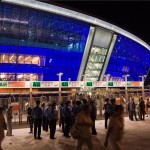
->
<box><xmin>105</xmin><ymin>34</ymin><xmax>150</xmax><ymax>81</ymax></box>
<box><xmin>0</xmin><ymin>3</ymin><xmax>90</xmax><ymax>81</ymax></box>
<box><xmin>85</xmin><ymin>46</ymin><xmax>108</xmax><ymax>81</ymax></box>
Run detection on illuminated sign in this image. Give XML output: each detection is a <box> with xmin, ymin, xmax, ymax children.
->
<box><xmin>0</xmin><ymin>81</ymin><xmax>7</xmax><ymax>87</ymax></box>
<box><xmin>61</xmin><ymin>82</ymin><xmax>68</xmax><ymax>87</ymax></box>
<box><xmin>86</xmin><ymin>82</ymin><xmax>92</xmax><ymax>86</ymax></box>
<box><xmin>108</xmin><ymin>82</ymin><xmax>113</xmax><ymax>86</ymax></box>
<box><xmin>33</xmin><ymin>82</ymin><xmax>40</xmax><ymax>87</ymax></box>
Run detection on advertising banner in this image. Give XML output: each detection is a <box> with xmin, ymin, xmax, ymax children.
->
<box><xmin>127</xmin><ymin>82</ymin><xmax>142</xmax><ymax>87</ymax></box>
<box><xmin>113</xmin><ymin>81</ymin><xmax>126</xmax><ymax>87</ymax></box>
<box><xmin>8</xmin><ymin>81</ymin><xmax>25</xmax><ymax>88</ymax></box>
<box><xmin>68</xmin><ymin>81</ymin><xmax>84</xmax><ymax>88</ymax></box>
<box><xmin>92</xmin><ymin>81</ymin><xmax>106</xmax><ymax>87</ymax></box>
<box><xmin>40</xmin><ymin>81</ymin><xmax>59</xmax><ymax>88</ymax></box>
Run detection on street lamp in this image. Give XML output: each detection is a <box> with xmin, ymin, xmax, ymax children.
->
<box><xmin>104</xmin><ymin>74</ymin><xmax>110</xmax><ymax>91</ymax></box>
<box><xmin>123</xmin><ymin>74</ymin><xmax>129</xmax><ymax>102</ymax></box>
<box><xmin>29</xmin><ymin>74</ymin><xmax>33</xmax><ymax>108</ymax></box>
<box><xmin>57</xmin><ymin>72</ymin><xmax>63</xmax><ymax>103</ymax></box>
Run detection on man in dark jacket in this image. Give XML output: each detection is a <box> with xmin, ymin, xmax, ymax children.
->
<box><xmin>63</xmin><ymin>100</ymin><xmax>71</xmax><ymax>138</ymax></box>
<box><xmin>32</xmin><ymin>100</ymin><xmax>42</xmax><ymax>140</ymax></box>
<box><xmin>139</xmin><ymin>97</ymin><xmax>145</xmax><ymax>120</ymax></box>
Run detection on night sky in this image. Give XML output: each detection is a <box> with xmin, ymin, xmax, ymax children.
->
<box><xmin>38</xmin><ymin>0</ymin><xmax>150</xmax><ymax>45</ymax></box>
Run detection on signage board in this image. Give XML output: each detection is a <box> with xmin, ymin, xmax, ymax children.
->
<box><xmin>108</xmin><ymin>82</ymin><xmax>113</xmax><ymax>86</ymax></box>
<box><xmin>92</xmin><ymin>81</ymin><xmax>106</xmax><ymax>87</ymax></box>
<box><xmin>8</xmin><ymin>81</ymin><xmax>25</xmax><ymax>88</ymax></box>
<box><xmin>32</xmin><ymin>82</ymin><xmax>40</xmax><ymax>87</ymax></box>
<box><xmin>113</xmin><ymin>81</ymin><xmax>126</xmax><ymax>87</ymax></box>
<box><xmin>40</xmin><ymin>81</ymin><xmax>59</xmax><ymax>88</ymax></box>
<box><xmin>61</xmin><ymin>82</ymin><xmax>68</xmax><ymax>87</ymax></box>
<box><xmin>0</xmin><ymin>81</ymin><xmax>7</xmax><ymax>88</ymax></box>
<box><xmin>86</xmin><ymin>82</ymin><xmax>92</xmax><ymax>86</ymax></box>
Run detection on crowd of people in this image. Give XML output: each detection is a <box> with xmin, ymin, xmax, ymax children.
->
<box><xmin>127</xmin><ymin>97</ymin><xmax>149</xmax><ymax>121</ymax></box>
<box><xmin>0</xmin><ymin>96</ymin><xmax>149</xmax><ymax>150</ymax></box>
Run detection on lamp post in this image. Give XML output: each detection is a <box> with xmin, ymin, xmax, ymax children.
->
<box><xmin>124</xmin><ymin>74</ymin><xmax>129</xmax><ymax>102</ymax></box>
<box><xmin>105</xmin><ymin>74</ymin><xmax>110</xmax><ymax>91</ymax></box>
<box><xmin>29</xmin><ymin>74</ymin><xmax>33</xmax><ymax>108</ymax></box>
<box><xmin>139</xmin><ymin>75</ymin><xmax>145</xmax><ymax>99</ymax></box>
<box><xmin>57</xmin><ymin>72</ymin><xmax>63</xmax><ymax>103</ymax></box>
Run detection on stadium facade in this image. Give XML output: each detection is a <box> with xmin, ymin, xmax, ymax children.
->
<box><xmin>0</xmin><ymin>0</ymin><xmax>150</xmax><ymax>82</ymax></box>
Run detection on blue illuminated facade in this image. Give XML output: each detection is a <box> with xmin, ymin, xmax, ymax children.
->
<box><xmin>0</xmin><ymin>3</ymin><xmax>89</xmax><ymax>81</ymax></box>
<box><xmin>106</xmin><ymin>34</ymin><xmax>150</xmax><ymax>81</ymax></box>
<box><xmin>0</xmin><ymin>1</ymin><xmax>150</xmax><ymax>82</ymax></box>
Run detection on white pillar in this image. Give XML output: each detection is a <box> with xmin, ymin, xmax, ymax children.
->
<box><xmin>29</xmin><ymin>74</ymin><xmax>33</xmax><ymax>108</ymax></box>
<box><xmin>141</xmin><ymin>76</ymin><xmax>145</xmax><ymax>99</ymax></box>
<box><xmin>82</xmin><ymin>74</ymin><xmax>87</xmax><ymax>99</ymax></box>
<box><xmin>106</xmin><ymin>74</ymin><xmax>109</xmax><ymax>91</ymax></box>
<box><xmin>124</xmin><ymin>75</ymin><xmax>129</xmax><ymax>102</ymax></box>
<box><xmin>57</xmin><ymin>73</ymin><xmax>63</xmax><ymax>103</ymax></box>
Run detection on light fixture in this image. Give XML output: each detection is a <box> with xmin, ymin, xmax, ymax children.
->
<box><xmin>32</xmin><ymin>57</ymin><xmax>39</xmax><ymax>62</ymax></box>
<box><xmin>19</xmin><ymin>56</ymin><xmax>22</xmax><ymax>59</ymax></box>
<box><xmin>9</xmin><ymin>55</ymin><xmax>14</xmax><ymax>60</ymax></box>
<box><xmin>3</xmin><ymin>54</ymin><xmax>5</xmax><ymax>60</ymax></box>
<box><xmin>57</xmin><ymin>72</ymin><xmax>63</xmax><ymax>76</ymax></box>
<box><xmin>0</xmin><ymin>74</ymin><xmax>5</xmax><ymax>78</ymax></box>
<box><xmin>25</xmin><ymin>56</ymin><xmax>30</xmax><ymax>61</ymax></box>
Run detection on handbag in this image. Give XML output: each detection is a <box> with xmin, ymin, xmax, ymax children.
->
<box><xmin>70</xmin><ymin>124</ymin><xmax>80</xmax><ymax>139</ymax></box>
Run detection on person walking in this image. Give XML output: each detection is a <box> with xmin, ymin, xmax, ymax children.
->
<box><xmin>45</xmin><ymin>103</ymin><xmax>51</xmax><ymax>132</ymax></box>
<box><xmin>6</xmin><ymin>105</ymin><xmax>13</xmax><ymax>136</ymax></box>
<box><xmin>145</xmin><ymin>98</ymin><xmax>149</xmax><ymax>117</ymax></box>
<box><xmin>139</xmin><ymin>97</ymin><xmax>145</xmax><ymax>120</ymax></box>
<box><xmin>41</xmin><ymin>103</ymin><xmax>46</xmax><ymax>131</ymax></box>
<box><xmin>129</xmin><ymin>98</ymin><xmax>138</xmax><ymax>121</ymax></box>
<box><xmin>48</xmin><ymin>103</ymin><xmax>57</xmax><ymax>140</ymax></box>
<box><xmin>103</xmin><ymin>98</ymin><xmax>111</xmax><ymax>129</ymax></box>
<box><xmin>104</xmin><ymin>105</ymin><xmax>124</xmax><ymax>150</ymax></box>
<box><xmin>59</xmin><ymin>102</ymin><xmax>65</xmax><ymax>133</ymax></box>
<box><xmin>63</xmin><ymin>100</ymin><xmax>72</xmax><ymax>138</ymax></box>
<box><xmin>90</xmin><ymin>100</ymin><xmax>97</xmax><ymax>135</ymax></box>
<box><xmin>75</xmin><ymin>104</ymin><xmax>94</xmax><ymax>150</ymax></box>
<box><xmin>0</xmin><ymin>107</ymin><xmax>6</xmax><ymax>150</ymax></box>
<box><xmin>27</xmin><ymin>105</ymin><xmax>33</xmax><ymax>133</ymax></box>
<box><xmin>32</xmin><ymin>100</ymin><xmax>42</xmax><ymax>140</ymax></box>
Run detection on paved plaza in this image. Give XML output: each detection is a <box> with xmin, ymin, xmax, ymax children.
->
<box><xmin>2</xmin><ymin>116</ymin><xmax>150</xmax><ymax>150</ymax></box>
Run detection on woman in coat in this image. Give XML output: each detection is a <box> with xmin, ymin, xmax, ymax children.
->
<box><xmin>104</xmin><ymin>105</ymin><xmax>124</xmax><ymax>150</ymax></box>
<box><xmin>75</xmin><ymin>104</ymin><xmax>94</xmax><ymax>150</ymax></box>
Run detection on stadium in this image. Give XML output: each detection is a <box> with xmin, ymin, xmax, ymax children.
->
<box><xmin>0</xmin><ymin>0</ymin><xmax>150</xmax><ymax>82</ymax></box>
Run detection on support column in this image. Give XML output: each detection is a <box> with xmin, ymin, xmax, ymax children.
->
<box><xmin>125</xmin><ymin>75</ymin><xmax>128</xmax><ymax>102</ymax></box>
<box><xmin>141</xmin><ymin>76</ymin><xmax>145</xmax><ymax>99</ymax></box>
<box><xmin>29</xmin><ymin>74</ymin><xmax>33</xmax><ymax>108</ymax></box>
<box><xmin>57</xmin><ymin>73</ymin><xmax>63</xmax><ymax>103</ymax></box>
